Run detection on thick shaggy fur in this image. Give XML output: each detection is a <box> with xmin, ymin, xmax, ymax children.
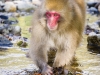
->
<box><xmin>29</xmin><ymin>0</ymin><xmax>85</xmax><ymax>72</ymax></box>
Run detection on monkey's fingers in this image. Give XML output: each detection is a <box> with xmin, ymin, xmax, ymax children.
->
<box><xmin>47</xmin><ymin>65</ymin><xmax>53</xmax><ymax>74</ymax></box>
<box><xmin>42</xmin><ymin>65</ymin><xmax>53</xmax><ymax>75</ymax></box>
<box><xmin>44</xmin><ymin>70</ymin><xmax>53</xmax><ymax>75</ymax></box>
<box><xmin>43</xmin><ymin>68</ymin><xmax>53</xmax><ymax>75</ymax></box>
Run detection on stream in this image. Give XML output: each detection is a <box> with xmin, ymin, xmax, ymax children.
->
<box><xmin>0</xmin><ymin>35</ymin><xmax>100</xmax><ymax>75</ymax></box>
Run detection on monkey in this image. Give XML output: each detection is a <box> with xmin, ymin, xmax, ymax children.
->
<box><xmin>29</xmin><ymin>0</ymin><xmax>86</xmax><ymax>75</ymax></box>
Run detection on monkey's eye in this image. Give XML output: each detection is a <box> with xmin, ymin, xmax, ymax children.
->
<box><xmin>47</xmin><ymin>14</ymin><xmax>51</xmax><ymax>17</ymax></box>
<box><xmin>45</xmin><ymin>12</ymin><xmax>60</xmax><ymax>18</ymax></box>
<box><xmin>54</xmin><ymin>13</ymin><xmax>59</xmax><ymax>17</ymax></box>
<box><xmin>46</xmin><ymin>12</ymin><xmax>51</xmax><ymax>17</ymax></box>
<box><xmin>53</xmin><ymin>13</ymin><xmax>60</xmax><ymax>19</ymax></box>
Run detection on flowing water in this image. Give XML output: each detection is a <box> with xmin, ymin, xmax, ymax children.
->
<box><xmin>75</xmin><ymin>35</ymin><xmax>100</xmax><ymax>75</ymax></box>
<box><xmin>0</xmin><ymin>35</ymin><xmax>100</xmax><ymax>75</ymax></box>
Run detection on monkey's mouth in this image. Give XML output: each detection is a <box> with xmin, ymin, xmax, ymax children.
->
<box><xmin>47</xmin><ymin>23</ymin><xmax>58</xmax><ymax>31</ymax></box>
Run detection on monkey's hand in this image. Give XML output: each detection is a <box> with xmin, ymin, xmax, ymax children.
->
<box><xmin>41</xmin><ymin>65</ymin><xmax>53</xmax><ymax>75</ymax></box>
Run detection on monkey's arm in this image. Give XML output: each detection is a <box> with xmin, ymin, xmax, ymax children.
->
<box><xmin>29</xmin><ymin>36</ymin><xmax>53</xmax><ymax>74</ymax></box>
<box><xmin>29</xmin><ymin>25</ymin><xmax>48</xmax><ymax>68</ymax></box>
<box><xmin>53</xmin><ymin>32</ymin><xmax>80</xmax><ymax>69</ymax></box>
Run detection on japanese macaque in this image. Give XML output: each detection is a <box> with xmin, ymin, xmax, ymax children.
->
<box><xmin>29</xmin><ymin>0</ymin><xmax>86</xmax><ymax>75</ymax></box>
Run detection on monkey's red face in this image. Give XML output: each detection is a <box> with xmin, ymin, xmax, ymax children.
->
<box><xmin>46</xmin><ymin>11</ymin><xmax>60</xmax><ymax>30</ymax></box>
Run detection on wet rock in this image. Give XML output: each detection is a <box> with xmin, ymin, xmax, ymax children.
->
<box><xmin>0</xmin><ymin>35</ymin><xmax>13</xmax><ymax>47</ymax></box>
<box><xmin>0</xmin><ymin>47</ymin><xmax>7</xmax><ymax>51</ymax></box>
<box><xmin>87</xmin><ymin>35</ymin><xmax>100</xmax><ymax>53</ymax></box>
<box><xmin>17</xmin><ymin>41</ymin><xmax>28</xmax><ymax>48</ymax></box>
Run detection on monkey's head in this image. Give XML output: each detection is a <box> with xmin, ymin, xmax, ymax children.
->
<box><xmin>45</xmin><ymin>11</ymin><xmax>60</xmax><ymax>30</ymax></box>
<box><xmin>40</xmin><ymin>0</ymin><xmax>74</xmax><ymax>31</ymax></box>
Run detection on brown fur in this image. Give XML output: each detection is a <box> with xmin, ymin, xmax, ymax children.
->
<box><xmin>29</xmin><ymin>0</ymin><xmax>86</xmax><ymax>74</ymax></box>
